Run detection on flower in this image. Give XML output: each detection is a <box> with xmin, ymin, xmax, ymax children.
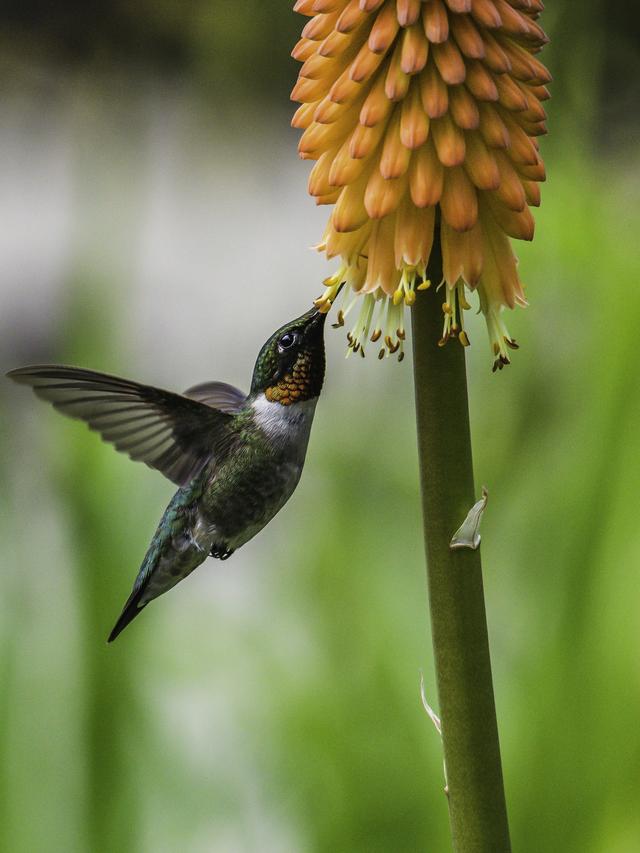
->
<box><xmin>291</xmin><ymin>0</ymin><xmax>549</xmax><ymax>369</ymax></box>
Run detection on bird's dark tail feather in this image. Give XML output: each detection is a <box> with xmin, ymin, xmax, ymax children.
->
<box><xmin>108</xmin><ymin>587</ymin><xmax>147</xmax><ymax>643</ymax></box>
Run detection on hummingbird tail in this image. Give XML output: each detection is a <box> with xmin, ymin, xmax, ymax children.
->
<box><xmin>107</xmin><ymin>587</ymin><xmax>148</xmax><ymax>643</ymax></box>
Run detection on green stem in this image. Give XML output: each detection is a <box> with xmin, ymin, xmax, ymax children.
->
<box><xmin>411</xmin><ymin>241</ymin><xmax>511</xmax><ymax>853</ymax></box>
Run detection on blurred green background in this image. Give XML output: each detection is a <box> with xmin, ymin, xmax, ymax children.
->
<box><xmin>1</xmin><ymin>3</ymin><xmax>640</xmax><ymax>852</ymax></box>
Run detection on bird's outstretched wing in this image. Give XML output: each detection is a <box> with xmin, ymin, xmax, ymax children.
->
<box><xmin>183</xmin><ymin>381</ymin><xmax>247</xmax><ymax>413</ymax></box>
<box><xmin>7</xmin><ymin>365</ymin><xmax>244</xmax><ymax>486</ymax></box>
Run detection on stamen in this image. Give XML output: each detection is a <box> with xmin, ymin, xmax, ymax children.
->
<box><xmin>331</xmin><ymin>308</ymin><xmax>345</xmax><ymax>329</ymax></box>
<box><xmin>345</xmin><ymin>292</ymin><xmax>376</xmax><ymax>355</ymax></box>
<box><xmin>439</xmin><ymin>280</ymin><xmax>471</xmax><ymax>350</ymax></box>
<box><xmin>482</xmin><ymin>298</ymin><xmax>518</xmax><ymax>372</ymax></box>
<box><xmin>323</xmin><ymin>264</ymin><xmax>497</xmax><ymax>366</ymax></box>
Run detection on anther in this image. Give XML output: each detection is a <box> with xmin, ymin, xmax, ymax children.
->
<box><xmin>370</xmin><ymin>328</ymin><xmax>382</xmax><ymax>343</ymax></box>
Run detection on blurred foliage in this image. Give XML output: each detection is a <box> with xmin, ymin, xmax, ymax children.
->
<box><xmin>2</xmin><ymin>3</ymin><xmax>640</xmax><ymax>853</ymax></box>
<box><xmin>1</xmin><ymin>2</ymin><xmax>640</xmax><ymax>132</ymax></box>
<box><xmin>0</xmin><ymin>0</ymin><xmax>301</xmax><ymax>106</ymax></box>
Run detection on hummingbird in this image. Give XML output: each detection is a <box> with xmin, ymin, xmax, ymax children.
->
<box><xmin>8</xmin><ymin>305</ymin><xmax>327</xmax><ymax>641</ymax></box>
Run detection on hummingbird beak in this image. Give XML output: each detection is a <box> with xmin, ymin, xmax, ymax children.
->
<box><xmin>307</xmin><ymin>307</ymin><xmax>327</xmax><ymax>328</ymax></box>
<box><xmin>293</xmin><ymin>306</ymin><xmax>326</xmax><ymax>352</ymax></box>
<box><xmin>299</xmin><ymin>305</ymin><xmax>327</xmax><ymax>335</ymax></box>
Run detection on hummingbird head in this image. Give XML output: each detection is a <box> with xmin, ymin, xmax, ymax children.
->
<box><xmin>250</xmin><ymin>306</ymin><xmax>327</xmax><ymax>405</ymax></box>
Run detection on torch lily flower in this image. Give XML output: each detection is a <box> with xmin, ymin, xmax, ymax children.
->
<box><xmin>291</xmin><ymin>0</ymin><xmax>549</xmax><ymax>369</ymax></box>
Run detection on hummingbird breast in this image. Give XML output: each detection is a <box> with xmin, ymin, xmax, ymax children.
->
<box><xmin>202</xmin><ymin>395</ymin><xmax>317</xmax><ymax>550</ymax></box>
<box><xmin>205</xmin><ymin>456</ymin><xmax>303</xmax><ymax>550</ymax></box>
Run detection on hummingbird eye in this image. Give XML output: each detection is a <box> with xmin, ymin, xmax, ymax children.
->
<box><xmin>278</xmin><ymin>332</ymin><xmax>296</xmax><ymax>351</ymax></box>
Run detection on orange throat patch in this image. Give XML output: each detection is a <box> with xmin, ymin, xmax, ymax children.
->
<box><xmin>265</xmin><ymin>353</ymin><xmax>314</xmax><ymax>406</ymax></box>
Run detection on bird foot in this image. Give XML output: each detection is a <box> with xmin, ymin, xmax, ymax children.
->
<box><xmin>210</xmin><ymin>544</ymin><xmax>234</xmax><ymax>560</ymax></box>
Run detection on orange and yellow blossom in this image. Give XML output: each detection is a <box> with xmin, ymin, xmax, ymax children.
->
<box><xmin>291</xmin><ymin>0</ymin><xmax>549</xmax><ymax>369</ymax></box>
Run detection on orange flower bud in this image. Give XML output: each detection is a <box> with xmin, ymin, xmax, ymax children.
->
<box><xmin>292</xmin><ymin>0</ymin><xmax>550</xmax><ymax>367</ymax></box>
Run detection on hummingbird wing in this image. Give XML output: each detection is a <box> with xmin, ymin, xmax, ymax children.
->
<box><xmin>183</xmin><ymin>381</ymin><xmax>247</xmax><ymax>413</ymax></box>
<box><xmin>7</xmin><ymin>364</ymin><xmax>237</xmax><ymax>487</ymax></box>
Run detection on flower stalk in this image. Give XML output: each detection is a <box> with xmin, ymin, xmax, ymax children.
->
<box><xmin>413</xmin><ymin>236</ymin><xmax>510</xmax><ymax>852</ymax></box>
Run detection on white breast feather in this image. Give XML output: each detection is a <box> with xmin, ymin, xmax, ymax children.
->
<box><xmin>251</xmin><ymin>394</ymin><xmax>317</xmax><ymax>455</ymax></box>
